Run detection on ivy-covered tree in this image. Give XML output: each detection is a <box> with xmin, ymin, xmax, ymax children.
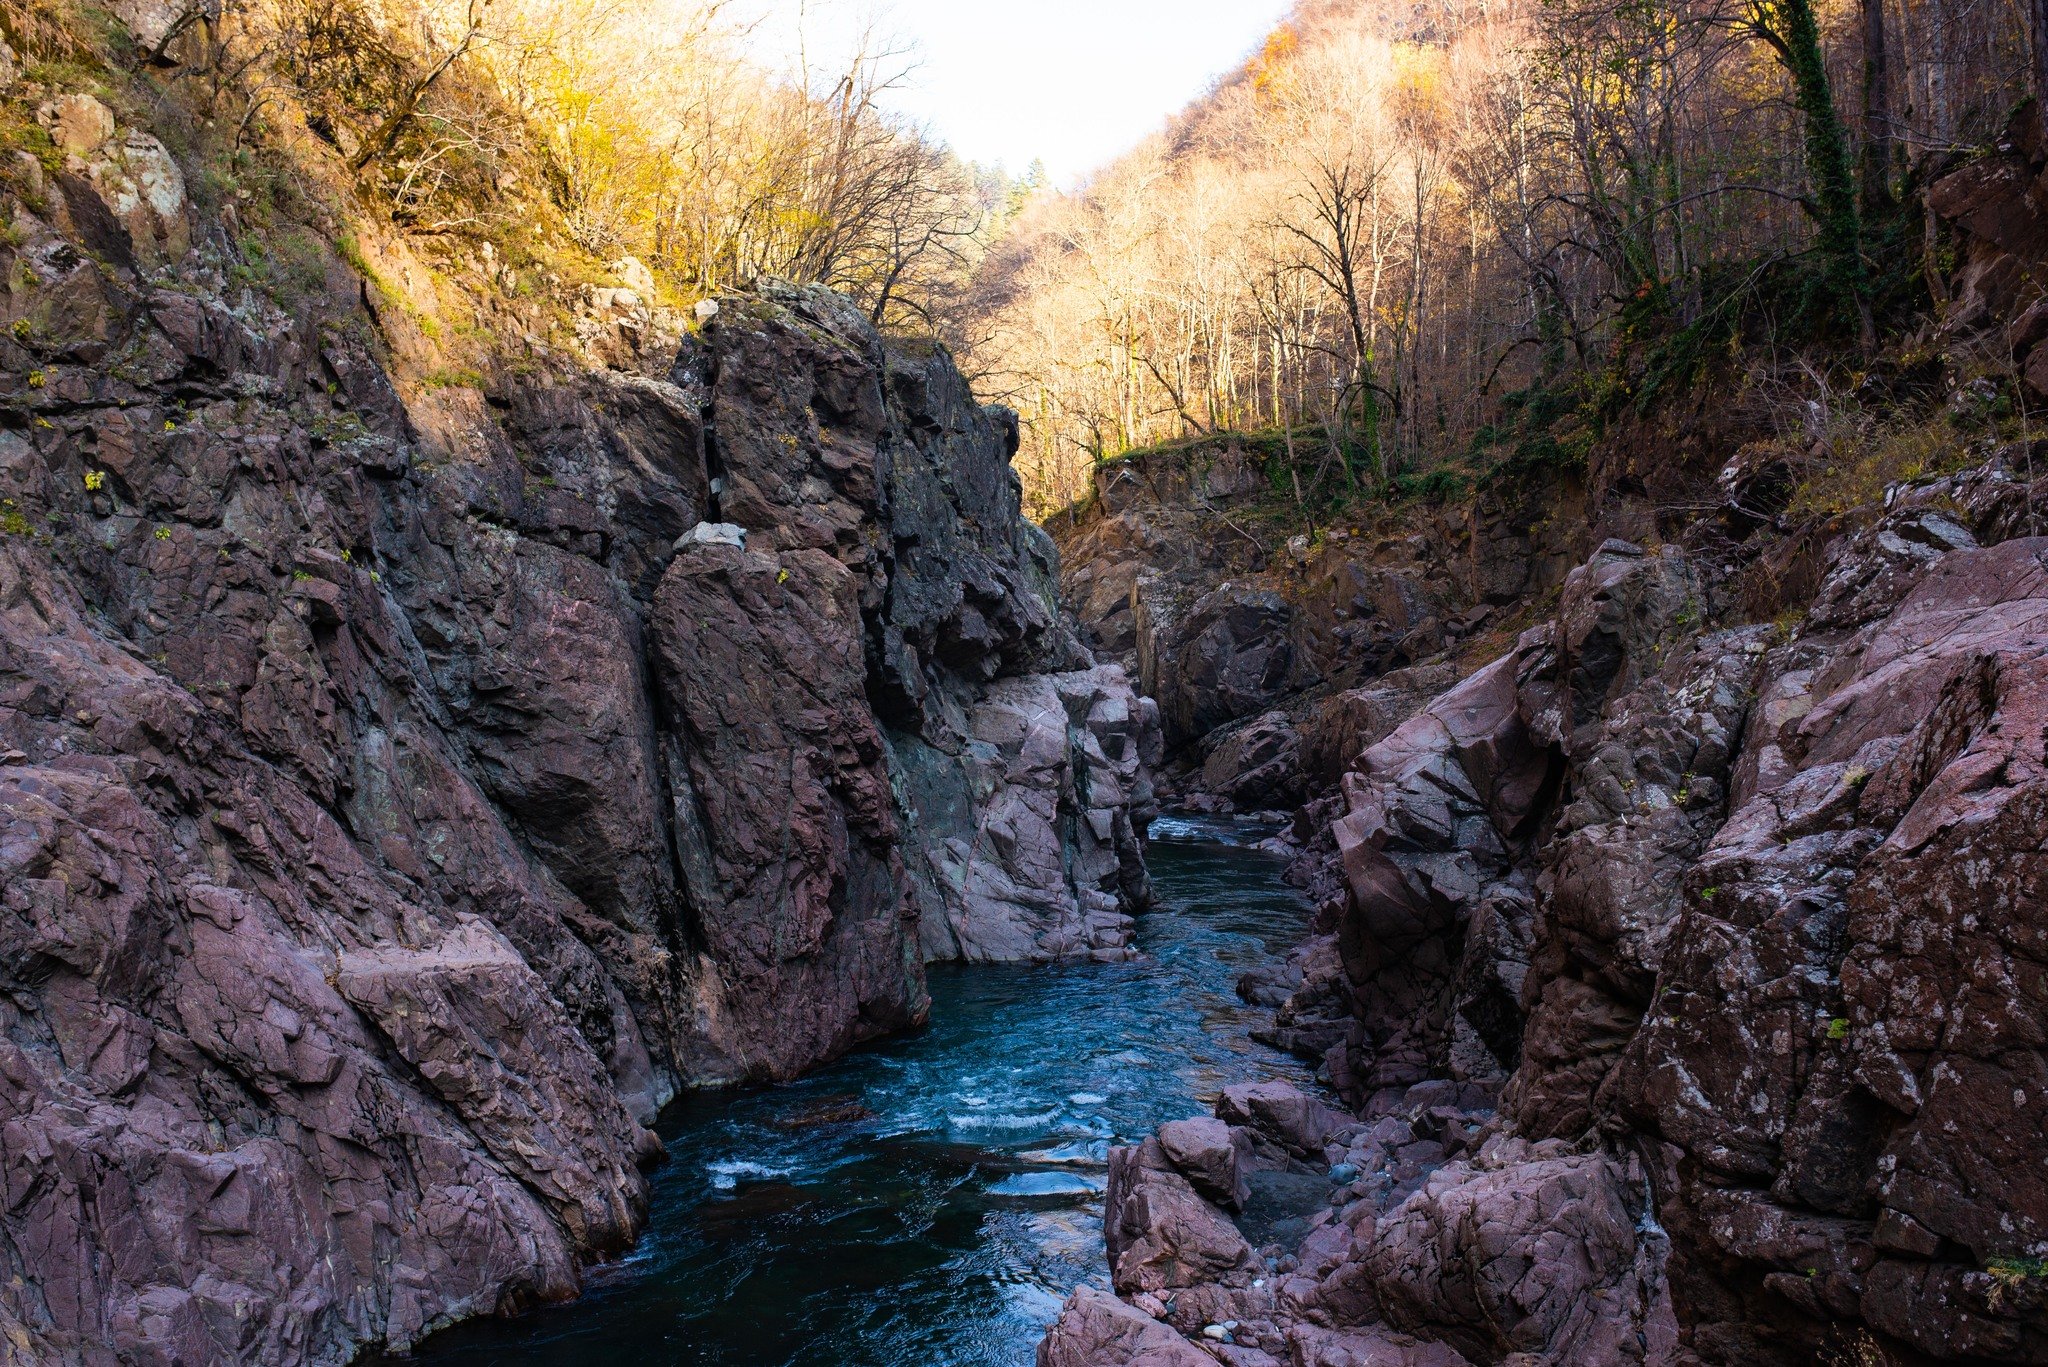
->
<box><xmin>1740</xmin><ymin>0</ymin><xmax>1873</xmax><ymax>345</ymax></box>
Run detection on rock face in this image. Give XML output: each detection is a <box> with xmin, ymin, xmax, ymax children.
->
<box><xmin>1104</xmin><ymin>1136</ymin><xmax>1259</xmax><ymax>1294</ymax></box>
<box><xmin>902</xmin><ymin>664</ymin><xmax>1159</xmax><ymax>963</ymax></box>
<box><xmin>0</xmin><ymin>135</ymin><xmax>1156</xmax><ymax>1363</ymax></box>
<box><xmin>1052</xmin><ymin>439</ymin><xmax>1602</xmax><ymax>821</ymax></box>
<box><xmin>1199</xmin><ymin>710</ymin><xmax>1303</xmax><ymax>810</ymax></box>
<box><xmin>650</xmin><ymin>538</ymin><xmax>923</xmax><ymax>1080</ymax></box>
<box><xmin>1038</xmin><ymin>451</ymin><xmax>2048</xmax><ymax>1364</ymax></box>
<box><xmin>1140</xmin><ymin>583</ymin><xmax>1310</xmax><ymax>747</ymax></box>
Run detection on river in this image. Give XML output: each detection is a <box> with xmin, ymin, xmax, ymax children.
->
<box><xmin>398</xmin><ymin>816</ymin><xmax>1314</xmax><ymax>1367</ymax></box>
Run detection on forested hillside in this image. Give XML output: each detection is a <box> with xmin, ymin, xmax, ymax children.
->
<box><xmin>4</xmin><ymin>0</ymin><xmax>1022</xmax><ymax>353</ymax></box>
<box><xmin>963</xmin><ymin>0</ymin><xmax>2033</xmax><ymax>515</ymax></box>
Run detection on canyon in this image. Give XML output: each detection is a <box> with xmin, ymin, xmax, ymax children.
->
<box><xmin>0</xmin><ymin>87</ymin><xmax>1157</xmax><ymax>1363</ymax></box>
<box><xmin>1</xmin><ymin>9</ymin><xmax>2047</xmax><ymax>1367</ymax></box>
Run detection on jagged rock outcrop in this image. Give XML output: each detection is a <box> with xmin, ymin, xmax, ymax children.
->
<box><xmin>1038</xmin><ymin>450</ymin><xmax>2048</xmax><ymax>1365</ymax></box>
<box><xmin>1609</xmin><ymin>514</ymin><xmax>2048</xmax><ymax>1362</ymax></box>
<box><xmin>0</xmin><ymin>100</ymin><xmax>1157</xmax><ymax>1363</ymax></box>
<box><xmin>1053</xmin><ymin>441</ymin><xmax>1597</xmax><ymax>810</ymax></box>
<box><xmin>902</xmin><ymin>663</ymin><xmax>1159</xmax><ymax>963</ymax></box>
<box><xmin>650</xmin><ymin>537</ymin><xmax>925</xmax><ymax>1080</ymax></box>
<box><xmin>1199</xmin><ymin>710</ymin><xmax>1303</xmax><ymax>810</ymax></box>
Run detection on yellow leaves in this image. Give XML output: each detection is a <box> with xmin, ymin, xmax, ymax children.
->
<box><xmin>1384</xmin><ymin>43</ymin><xmax>1454</xmax><ymax>141</ymax></box>
<box><xmin>1251</xmin><ymin>25</ymin><xmax>1301</xmax><ymax>98</ymax></box>
<box><xmin>1390</xmin><ymin>44</ymin><xmax>1448</xmax><ymax>105</ymax></box>
<box><xmin>83</xmin><ymin>470</ymin><xmax>105</xmax><ymax>491</ymax></box>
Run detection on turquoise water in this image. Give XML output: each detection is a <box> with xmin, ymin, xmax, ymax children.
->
<box><xmin>396</xmin><ymin>817</ymin><xmax>1313</xmax><ymax>1367</ymax></box>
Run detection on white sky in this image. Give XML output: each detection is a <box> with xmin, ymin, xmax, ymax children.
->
<box><xmin>742</xmin><ymin>0</ymin><xmax>1298</xmax><ymax>185</ymax></box>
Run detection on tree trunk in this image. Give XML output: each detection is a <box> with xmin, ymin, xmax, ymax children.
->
<box><xmin>1861</xmin><ymin>0</ymin><xmax>1893</xmax><ymax>212</ymax></box>
<box><xmin>2035</xmin><ymin>0</ymin><xmax>2048</xmax><ymax>145</ymax></box>
<box><xmin>1755</xmin><ymin>0</ymin><xmax>1871</xmax><ymax>344</ymax></box>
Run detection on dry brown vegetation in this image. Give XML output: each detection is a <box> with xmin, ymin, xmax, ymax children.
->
<box><xmin>961</xmin><ymin>0</ymin><xmax>2035</xmax><ymax>516</ymax></box>
<box><xmin>0</xmin><ymin>0</ymin><xmax>1016</xmax><ymax>340</ymax></box>
<box><xmin>2</xmin><ymin>0</ymin><xmax>2037</xmax><ymax>523</ymax></box>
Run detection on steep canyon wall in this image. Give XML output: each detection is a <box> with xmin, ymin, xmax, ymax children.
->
<box><xmin>0</xmin><ymin>93</ymin><xmax>1156</xmax><ymax>1364</ymax></box>
<box><xmin>1040</xmin><ymin>125</ymin><xmax>2048</xmax><ymax>1367</ymax></box>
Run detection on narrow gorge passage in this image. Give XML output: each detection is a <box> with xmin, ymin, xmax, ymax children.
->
<box><xmin>394</xmin><ymin>820</ymin><xmax>1317</xmax><ymax>1367</ymax></box>
<box><xmin>11</xmin><ymin>0</ymin><xmax>2048</xmax><ymax>1360</ymax></box>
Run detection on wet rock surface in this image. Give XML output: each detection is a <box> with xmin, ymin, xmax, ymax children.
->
<box><xmin>0</xmin><ymin>159</ymin><xmax>1157</xmax><ymax>1363</ymax></box>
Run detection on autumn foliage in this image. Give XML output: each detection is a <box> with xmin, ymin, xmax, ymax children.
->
<box><xmin>961</xmin><ymin>0</ymin><xmax>2033</xmax><ymax>516</ymax></box>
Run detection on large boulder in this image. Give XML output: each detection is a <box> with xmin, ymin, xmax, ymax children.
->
<box><xmin>1038</xmin><ymin>1287</ymin><xmax>1212</xmax><ymax>1367</ymax></box>
<box><xmin>1297</xmin><ymin>663</ymin><xmax>1462</xmax><ymax>790</ymax></box>
<box><xmin>40</xmin><ymin>95</ymin><xmax>189</xmax><ymax>269</ymax></box>
<box><xmin>1201</xmin><ymin>709</ymin><xmax>1303</xmax><ymax>809</ymax></box>
<box><xmin>1317</xmin><ymin>648</ymin><xmax>1549</xmax><ymax>1095</ymax></box>
<box><xmin>1141</xmin><ymin>582</ymin><xmax>1310</xmax><ymax>747</ymax></box>
<box><xmin>1217</xmin><ymin>1079</ymin><xmax>1347</xmax><ymax>1160</ymax></box>
<box><xmin>1364</xmin><ymin>1142</ymin><xmax>1679</xmax><ymax>1365</ymax></box>
<box><xmin>651</xmin><ymin>540</ymin><xmax>926</xmax><ymax>1081</ymax></box>
<box><xmin>1104</xmin><ymin>1138</ymin><xmax>1258</xmax><ymax>1293</ymax></box>
<box><xmin>1157</xmin><ymin>1117</ymin><xmax>1254</xmax><ymax>1210</ymax></box>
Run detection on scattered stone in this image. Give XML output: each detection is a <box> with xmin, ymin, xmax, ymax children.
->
<box><xmin>675</xmin><ymin>519</ymin><xmax>747</xmax><ymax>549</ymax></box>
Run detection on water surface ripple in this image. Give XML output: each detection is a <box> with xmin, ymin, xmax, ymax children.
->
<box><xmin>402</xmin><ymin>815</ymin><xmax>1313</xmax><ymax>1367</ymax></box>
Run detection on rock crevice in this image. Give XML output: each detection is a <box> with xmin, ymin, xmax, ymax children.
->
<box><xmin>0</xmin><ymin>134</ymin><xmax>1158</xmax><ymax>1365</ymax></box>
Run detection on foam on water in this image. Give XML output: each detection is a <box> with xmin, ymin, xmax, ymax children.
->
<box><xmin>1017</xmin><ymin>1140</ymin><xmax>1110</xmax><ymax>1166</ymax></box>
<box><xmin>986</xmin><ymin>1172</ymin><xmax>1105</xmax><ymax>1198</ymax></box>
<box><xmin>705</xmin><ymin>1160</ymin><xmax>795</xmax><ymax>1191</ymax></box>
<box><xmin>397</xmin><ymin>818</ymin><xmax>1318</xmax><ymax>1367</ymax></box>
<box><xmin>948</xmin><ymin>1107</ymin><xmax>1061</xmax><ymax>1133</ymax></box>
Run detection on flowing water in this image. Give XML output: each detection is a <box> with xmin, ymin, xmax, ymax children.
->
<box><xmin>401</xmin><ymin>816</ymin><xmax>1314</xmax><ymax>1367</ymax></box>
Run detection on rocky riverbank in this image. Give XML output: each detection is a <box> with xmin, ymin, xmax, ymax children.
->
<box><xmin>1044</xmin><ymin>460</ymin><xmax>2048</xmax><ymax>1367</ymax></box>
<box><xmin>1034</xmin><ymin>118</ymin><xmax>2048</xmax><ymax>1367</ymax></box>
<box><xmin>0</xmin><ymin>88</ymin><xmax>1158</xmax><ymax>1363</ymax></box>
